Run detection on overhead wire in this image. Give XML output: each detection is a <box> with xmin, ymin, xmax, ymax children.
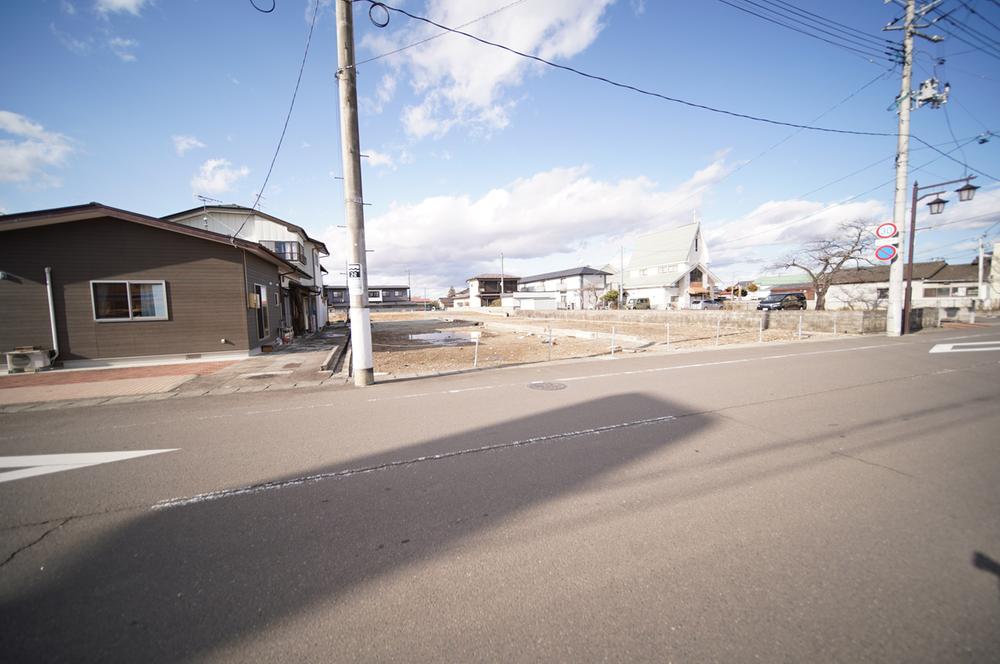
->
<box><xmin>715</xmin><ymin>0</ymin><xmax>897</xmax><ymax>63</ymax></box>
<box><xmin>232</xmin><ymin>0</ymin><xmax>320</xmax><ymax>238</ymax></box>
<box><xmin>361</xmin><ymin>1</ymin><xmax>898</xmax><ymax>138</ymax></box>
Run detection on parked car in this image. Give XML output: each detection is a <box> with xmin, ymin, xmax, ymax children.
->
<box><xmin>626</xmin><ymin>297</ymin><xmax>651</xmax><ymax>310</ymax></box>
<box><xmin>689</xmin><ymin>298</ymin><xmax>724</xmax><ymax>310</ymax></box>
<box><xmin>756</xmin><ymin>293</ymin><xmax>807</xmax><ymax>310</ymax></box>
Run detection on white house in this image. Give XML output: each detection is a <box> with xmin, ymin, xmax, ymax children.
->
<box><xmin>824</xmin><ymin>253</ymin><xmax>996</xmax><ymax>315</ymax></box>
<box><xmin>623</xmin><ymin>222</ymin><xmax>720</xmax><ymax>309</ymax></box>
<box><xmin>518</xmin><ymin>266</ymin><xmax>610</xmax><ymax>310</ymax></box>
<box><xmin>466</xmin><ymin>274</ymin><xmax>519</xmax><ymax>308</ymax></box>
<box><xmin>164</xmin><ymin>205</ymin><xmax>328</xmax><ymax>335</ymax></box>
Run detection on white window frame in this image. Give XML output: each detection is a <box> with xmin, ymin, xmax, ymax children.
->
<box><xmin>91</xmin><ymin>280</ymin><xmax>169</xmax><ymax>322</ymax></box>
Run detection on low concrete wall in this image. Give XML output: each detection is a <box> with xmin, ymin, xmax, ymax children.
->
<box><xmin>512</xmin><ymin>308</ymin><xmax>938</xmax><ymax>335</ymax></box>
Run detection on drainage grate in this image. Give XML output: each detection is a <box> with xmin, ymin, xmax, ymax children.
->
<box><xmin>527</xmin><ymin>382</ymin><xmax>567</xmax><ymax>391</ymax></box>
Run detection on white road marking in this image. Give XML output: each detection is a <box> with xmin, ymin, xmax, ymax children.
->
<box><xmin>153</xmin><ymin>415</ymin><xmax>676</xmax><ymax>509</ymax></box>
<box><xmin>929</xmin><ymin>341</ymin><xmax>1000</xmax><ymax>354</ymax></box>
<box><xmin>0</xmin><ymin>449</ymin><xmax>177</xmax><ymax>483</ymax></box>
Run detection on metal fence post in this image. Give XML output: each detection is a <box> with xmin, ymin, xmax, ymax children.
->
<box><xmin>798</xmin><ymin>315</ymin><xmax>803</xmax><ymax>340</ymax></box>
<box><xmin>473</xmin><ymin>336</ymin><xmax>480</xmax><ymax>368</ymax></box>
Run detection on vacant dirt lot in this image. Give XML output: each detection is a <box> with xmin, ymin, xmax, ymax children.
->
<box><xmin>369</xmin><ymin>312</ymin><xmax>815</xmax><ymax>377</ymax></box>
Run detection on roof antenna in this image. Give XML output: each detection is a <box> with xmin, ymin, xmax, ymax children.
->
<box><xmin>196</xmin><ymin>194</ymin><xmax>222</xmax><ymax>229</ymax></box>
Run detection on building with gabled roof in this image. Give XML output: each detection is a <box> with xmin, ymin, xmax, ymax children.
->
<box><xmin>1</xmin><ymin>202</ymin><xmax>298</xmax><ymax>367</ymax></box>
<box><xmin>622</xmin><ymin>222</ymin><xmax>720</xmax><ymax>309</ymax></box>
<box><xmin>518</xmin><ymin>266</ymin><xmax>610</xmax><ymax>310</ymax></box>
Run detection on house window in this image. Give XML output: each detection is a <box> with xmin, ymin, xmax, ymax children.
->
<box><xmin>92</xmin><ymin>281</ymin><xmax>168</xmax><ymax>321</ymax></box>
<box><xmin>639</xmin><ymin>268</ymin><xmax>649</xmax><ymax>276</ymax></box>
<box><xmin>876</xmin><ymin>288</ymin><xmax>889</xmax><ymax>299</ymax></box>
<box><xmin>924</xmin><ymin>287</ymin><xmax>951</xmax><ymax>297</ymax></box>
<box><xmin>368</xmin><ymin>290</ymin><xmax>381</xmax><ymax>299</ymax></box>
<box><xmin>967</xmin><ymin>287</ymin><xmax>979</xmax><ymax>297</ymax></box>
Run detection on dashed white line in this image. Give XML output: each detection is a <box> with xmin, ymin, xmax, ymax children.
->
<box><xmin>153</xmin><ymin>414</ymin><xmax>677</xmax><ymax>509</ymax></box>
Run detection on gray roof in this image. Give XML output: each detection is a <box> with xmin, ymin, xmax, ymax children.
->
<box><xmin>469</xmin><ymin>274</ymin><xmax>520</xmax><ymax>280</ymax></box>
<box><xmin>520</xmin><ymin>266</ymin><xmax>610</xmax><ymax>283</ymax></box>
<box><xmin>625</xmin><ymin>223</ymin><xmax>704</xmax><ymax>288</ymax></box>
<box><xmin>830</xmin><ymin>261</ymin><xmax>946</xmax><ymax>285</ymax></box>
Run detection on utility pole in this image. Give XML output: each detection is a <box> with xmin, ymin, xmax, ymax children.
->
<box><xmin>884</xmin><ymin>0</ymin><xmax>946</xmax><ymax>336</ymax></box>
<box><xmin>335</xmin><ymin>0</ymin><xmax>373</xmax><ymax>386</ymax></box>
<box><xmin>885</xmin><ymin>0</ymin><xmax>916</xmax><ymax>338</ymax></box>
<box><xmin>500</xmin><ymin>251</ymin><xmax>505</xmax><ymax>308</ymax></box>
<box><xmin>978</xmin><ymin>236</ymin><xmax>985</xmax><ymax>311</ymax></box>
<box><xmin>619</xmin><ymin>246</ymin><xmax>624</xmax><ymax>310</ymax></box>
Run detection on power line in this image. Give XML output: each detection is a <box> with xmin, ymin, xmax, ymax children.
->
<box><xmin>363</xmin><ymin>1</ymin><xmax>898</xmax><ymax>138</ymax></box>
<box><xmin>763</xmin><ymin>0</ymin><xmax>899</xmax><ymax>48</ymax></box>
<box><xmin>234</xmin><ymin>0</ymin><xmax>320</xmax><ymax>238</ymax></box>
<box><xmin>354</xmin><ymin>0</ymin><xmax>531</xmax><ymax>68</ymax></box>
<box><xmin>927</xmin><ymin>6</ymin><xmax>1000</xmax><ymax>61</ymax></box>
<box><xmin>710</xmin><ymin>135</ymin><xmax>988</xmax><ymax>249</ymax></box>
<box><xmin>715</xmin><ymin>0</ymin><xmax>898</xmax><ymax>63</ymax></box>
<box><xmin>956</xmin><ymin>0</ymin><xmax>1000</xmax><ymax>33</ymax></box>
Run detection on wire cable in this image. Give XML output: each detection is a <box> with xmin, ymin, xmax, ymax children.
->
<box><xmin>363</xmin><ymin>1</ymin><xmax>898</xmax><ymax>138</ymax></box>
<box><xmin>354</xmin><ymin>0</ymin><xmax>531</xmax><ymax>68</ymax></box>
<box><xmin>233</xmin><ymin>0</ymin><xmax>320</xmax><ymax>238</ymax></box>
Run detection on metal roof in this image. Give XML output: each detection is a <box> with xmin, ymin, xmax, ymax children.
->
<box><xmin>520</xmin><ymin>266</ymin><xmax>611</xmax><ymax>283</ymax></box>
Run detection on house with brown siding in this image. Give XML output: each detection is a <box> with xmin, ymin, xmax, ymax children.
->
<box><xmin>0</xmin><ymin>203</ymin><xmax>304</xmax><ymax>368</ymax></box>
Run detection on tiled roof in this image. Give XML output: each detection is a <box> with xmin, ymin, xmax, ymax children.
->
<box><xmin>830</xmin><ymin>261</ymin><xmax>946</xmax><ymax>284</ymax></box>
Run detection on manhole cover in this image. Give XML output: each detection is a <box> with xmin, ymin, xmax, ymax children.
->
<box><xmin>527</xmin><ymin>382</ymin><xmax>567</xmax><ymax>391</ymax></box>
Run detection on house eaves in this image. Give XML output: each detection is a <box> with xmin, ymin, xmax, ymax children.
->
<box><xmin>162</xmin><ymin>204</ymin><xmax>330</xmax><ymax>256</ymax></box>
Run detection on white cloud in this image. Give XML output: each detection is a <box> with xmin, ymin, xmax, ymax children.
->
<box><xmin>108</xmin><ymin>36</ymin><xmax>138</xmax><ymax>61</ymax></box>
<box><xmin>190</xmin><ymin>158</ymin><xmax>250</xmax><ymax>195</ymax></box>
<box><xmin>50</xmin><ymin>23</ymin><xmax>93</xmax><ymax>54</ymax></box>
<box><xmin>322</xmin><ymin>160</ymin><xmax>729</xmax><ymax>288</ymax></box>
<box><xmin>630</xmin><ymin>0</ymin><xmax>647</xmax><ymax>16</ymax></box>
<box><xmin>361</xmin><ymin>0</ymin><xmax>614</xmax><ymax>138</ymax></box>
<box><xmin>361</xmin><ymin>74</ymin><xmax>398</xmax><ymax>114</ymax></box>
<box><xmin>364</xmin><ymin>149</ymin><xmax>396</xmax><ymax>169</ymax></box>
<box><xmin>95</xmin><ymin>0</ymin><xmax>147</xmax><ymax>16</ymax></box>
<box><xmin>0</xmin><ymin>110</ymin><xmax>74</xmax><ymax>185</ymax></box>
<box><xmin>172</xmin><ymin>134</ymin><xmax>205</xmax><ymax>156</ymax></box>
<box><xmin>62</xmin><ymin>1</ymin><xmax>77</xmax><ymax>15</ymax></box>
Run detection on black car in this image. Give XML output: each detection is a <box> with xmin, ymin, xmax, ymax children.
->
<box><xmin>756</xmin><ymin>293</ymin><xmax>807</xmax><ymax>310</ymax></box>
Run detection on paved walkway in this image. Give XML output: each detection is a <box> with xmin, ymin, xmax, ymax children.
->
<box><xmin>0</xmin><ymin>327</ymin><xmax>349</xmax><ymax>413</ymax></box>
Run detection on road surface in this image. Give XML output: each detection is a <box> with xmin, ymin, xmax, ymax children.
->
<box><xmin>2</xmin><ymin>324</ymin><xmax>999</xmax><ymax>661</ymax></box>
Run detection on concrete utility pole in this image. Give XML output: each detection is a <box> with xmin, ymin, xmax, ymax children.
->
<box><xmin>500</xmin><ymin>252</ymin><xmax>505</xmax><ymax>307</ymax></box>
<box><xmin>978</xmin><ymin>236</ymin><xmax>985</xmax><ymax>310</ymax></box>
<box><xmin>885</xmin><ymin>0</ymin><xmax>916</xmax><ymax>338</ymax></box>
<box><xmin>335</xmin><ymin>0</ymin><xmax>374</xmax><ymax>386</ymax></box>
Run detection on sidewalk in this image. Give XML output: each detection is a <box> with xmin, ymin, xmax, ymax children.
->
<box><xmin>0</xmin><ymin>327</ymin><xmax>350</xmax><ymax>413</ymax></box>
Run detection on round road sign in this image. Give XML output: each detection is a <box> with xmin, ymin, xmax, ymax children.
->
<box><xmin>875</xmin><ymin>222</ymin><xmax>898</xmax><ymax>239</ymax></box>
<box><xmin>875</xmin><ymin>245</ymin><xmax>897</xmax><ymax>261</ymax></box>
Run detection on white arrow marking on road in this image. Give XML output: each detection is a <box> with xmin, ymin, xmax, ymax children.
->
<box><xmin>929</xmin><ymin>341</ymin><xmax>1000</xmax><ymax>354</ymax></box>
<box><xmin>0</xmin><ymin>450</ymin><xmax>177</xmax><ymax>484</ymax></box>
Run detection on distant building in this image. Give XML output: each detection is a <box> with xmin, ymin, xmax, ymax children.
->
<box><xmin>467</xmin><ymin>274</ymin><xmax>519</xmax><ymax>308</ymax></box>
<box><xmin>623</xmin><ymin>222</ymin><xmax>719</xmax><ymax>309</ymax></box>
<box><xmin>518</xmin><ymin>266</ymin><xmax>610</xmax><ymax>310</ymax></box>
<box><xmin>324</xmin><ymin>285</ymin><xmax>410</xmax><ymax>309</ymax></box>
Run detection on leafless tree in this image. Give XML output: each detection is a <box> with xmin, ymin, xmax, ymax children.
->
<box><xmin>771</xmin><ymin>219</ymin><xmax>875</xmax><ymax>310</ymax></box>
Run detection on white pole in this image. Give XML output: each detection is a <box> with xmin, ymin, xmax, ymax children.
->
<box><xmin>886</xmin><ymin>0</ymin><xmax>916</xmax><ymax>338</ymax></box>
<box><xmin>798</xmin><ymin>314</ymin><xmax>803</xmax><ymax>339</ymax></box>
<box><xmin>473</xmin><ymin>337</ymin><xmax>479</xmax><ymax>368</ymax></box>
<box><xmin>977</xmin><ymin>236</ymin><xmax>985</xmax><ymax>310</ymax></box>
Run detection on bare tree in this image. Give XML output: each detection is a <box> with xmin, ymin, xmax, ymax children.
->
<box><xmin>771</xmin><ymin>219</ymin><xmax>874</xmax><ymax>310</ymax></box>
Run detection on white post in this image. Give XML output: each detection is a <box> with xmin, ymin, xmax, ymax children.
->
<box><xmin>473</xmin><ymin>337</ymin><xmax>479</xmax><ymax>368</ymax></box>
<box><xmin>611</xmin><ymin>325</ymin><xmax>616</xmax><ymax>358</ymax></box>
<box><xmin>798</xmin><ymin>314</ymin><xmax>803</xmax><ymax>339</ymax></box>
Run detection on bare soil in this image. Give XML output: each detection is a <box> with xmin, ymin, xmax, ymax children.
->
<box><xmin>369</xmin><ymin>312</ymin><xmax>819</xmax><ymax>377</ymax></box>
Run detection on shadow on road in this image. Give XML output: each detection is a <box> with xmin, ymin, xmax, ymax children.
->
<box><xmin>0</xmin><ymin>393</ymin><xmax>704</xmax><ymax>661</ymax></box>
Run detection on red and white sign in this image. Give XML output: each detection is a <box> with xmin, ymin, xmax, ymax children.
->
<box><xmin>874</xmin><ymin>245</ymin><xmax>897</xmax><ymax>261</ymax></box>
<box><xmin>875</xmin><ymin>222</ymin><xmax>898</xmax><ymax>239</ymax></box>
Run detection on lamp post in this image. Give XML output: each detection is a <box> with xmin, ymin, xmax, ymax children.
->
<box><xmin>901</xmin><ymin>176</ymin><xmax>978</xmax><ymax>334</ymax></box>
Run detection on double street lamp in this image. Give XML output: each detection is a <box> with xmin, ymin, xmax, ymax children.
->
<box><xmin>900</xmin><ymin>176</ymin><xmax>978</xmax><ymax>334</ymax></box>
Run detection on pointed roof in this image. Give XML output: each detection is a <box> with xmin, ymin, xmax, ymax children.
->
<box><xmin>627</xmin><ymin>223</ymin><xmax>700</xmax><ymax>270</ymax></box>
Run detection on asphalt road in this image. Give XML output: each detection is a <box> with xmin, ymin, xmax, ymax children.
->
<box><xmin>1</xmin><ymin>323</ymin><xmax>999</xmax><ymax>662</ymax></box>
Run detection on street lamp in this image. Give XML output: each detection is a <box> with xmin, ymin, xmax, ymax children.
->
<box><xmin>901</xmin><ymin>175</ymin><xmax>977</xmax><ymax>334</ymax></box>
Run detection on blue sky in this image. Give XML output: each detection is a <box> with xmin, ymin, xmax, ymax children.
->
<box><xmin>2</xmin><ymin>0</ymin><xmax>998</xmax><ymax>295</ymax></box>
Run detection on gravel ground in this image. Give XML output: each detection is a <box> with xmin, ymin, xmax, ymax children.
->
<box><xmin>368</xmin><ymin>312</ymin><xmax>827</xmax><ymax>376</ymax></box>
